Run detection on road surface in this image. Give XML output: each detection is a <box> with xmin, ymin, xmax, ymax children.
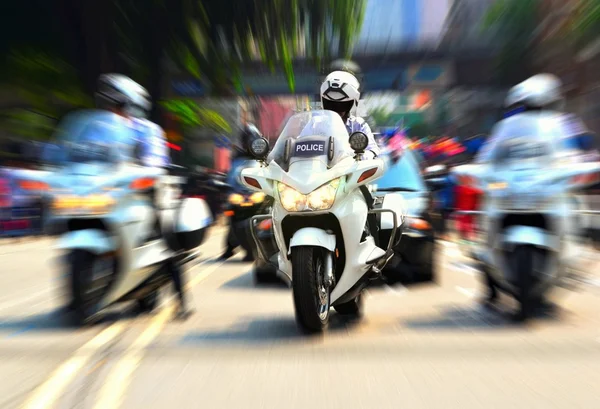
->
<box><xmin>1</xmin><ymin>230</ymin><xmax>600</xmax><ymax>409</ymax></box>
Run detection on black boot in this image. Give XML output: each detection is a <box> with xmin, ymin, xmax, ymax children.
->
<box><xmin>219</xmin><ymin>245</ymin><xmax>236</xmax><ymax>260</ymax></box>
<box><xmin>481</xmin><ymin>270</ymin><xmax>498</xmax><ymax>307</ymax></box>
<box><xmin>174</xmin><ymin>299</ymin><xmax>194</xmax><ymax>320</ymax></box>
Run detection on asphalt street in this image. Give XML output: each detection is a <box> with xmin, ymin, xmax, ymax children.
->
<box><xmin>1</xmin><ymin>228</ymin><xmax>600</xmax><ymax>409</ymax></box>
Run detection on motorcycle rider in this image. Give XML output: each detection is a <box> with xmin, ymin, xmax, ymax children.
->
<box><xmin>482</xmin><ymin>73</ymin><xmax>591</xmax><ymax>307</ymax></box>
<box><xmin>220</xmin><ymin>123</ymin><xmax>264</xmax><ymax>261</ymax></box>
<box><xmin>95</xmin><ymin>74</ymin><xmax>192</xmax><ymax>319</ymax></box>
<box><xmin>320</xmin><ymin>70</ymin><xmax>382</xmax><ymax>247</ymax></box>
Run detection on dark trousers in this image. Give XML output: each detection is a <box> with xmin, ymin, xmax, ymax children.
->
<box><xmin>166</xmin><ymin>254</ymin><xmax>186</xmax><ymax>305</ymax></box>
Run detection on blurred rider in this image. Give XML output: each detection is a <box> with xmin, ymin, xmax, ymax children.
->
<box><xmin>505</xmin><ymin>74</ymin><xmax>592</xmax><ymax>149</ymax></box>
<box><xmin>220</xmin><ymin>123</ymin><xmax>264</xmax><ymax>260</ymax></box>
<box><xmin>320</xmin><ymin>70</ymin><xmax>382</xmax><ymax>247</ymax></box>
<box><xmin>96</xmin><ymin>74</ymin><xmax>191</xmax><ymax>319</ymax></box>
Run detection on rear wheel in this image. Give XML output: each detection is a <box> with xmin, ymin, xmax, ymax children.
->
<box><xmin>334</xmin><ymin>292</ymin><xmax>363</xmax><ymax>318</ymax></box>
<box><xmin>291</xmin><ymin>246</ymin><xmax>330</xmax><ymax>333</ymax></box>
<box><xmin>69</xmin><ymin>250</ymin><xmax>96</xmax><ymax>326</ymax></box>
<box><xmin>514</xmin><ymin>245</ymin><xmax>533</xmax><ymax>322</ymax></box>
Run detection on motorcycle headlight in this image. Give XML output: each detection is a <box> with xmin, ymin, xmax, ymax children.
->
<box><xmin>307</xmin><ymin>178</ymin><xmax>341</xmax><ymax>210</ymax></box>
<box><xmin>277</xmin><ymin>178</ymin><xmax>341</xmax><ymax>212</ymax></box>
<box><xmin>52</xmin><ymin>194</ymin><xmax>116</xmax><ymax>216</ymax></box>
<box><xmin>250</xmin><ymin>192</ymin><xmax>265</xmax><ymax>204</ymax></box>
<box><xmin>228</xmin><ymin>193</ymin><xmax>244</xmax><ymax>205</ymax></box>
<box><xmin>278</xmin><ymin>183</ymin><xmax>306</xmax><ymax>212</ymax></box>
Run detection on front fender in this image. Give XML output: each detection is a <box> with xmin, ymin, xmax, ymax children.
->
<box><xmin>288</xmin><ymin>227</ymin><xmax>336</xmax><ymax>254</ymax></box>
<box><xmin>58</xmin><ymin>229</ymin><xmax>116</xmax><ymax>255</ymax></box>
<box><xmin>501</xmin><ymin>226</ymin><xmax>559</xmax><ymax>251</ymax></box>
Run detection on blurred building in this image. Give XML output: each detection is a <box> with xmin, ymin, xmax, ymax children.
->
<box><xmin>440</xmin><ymin>0</ymin><xmax>504</xmax><ymax>136</ymax></box>
<box><xmin>256</xmin><ymin>97</ymin><xmax>297</xmax><ymax>142</ymax></box>
<box><xmin>419</xmin><ymin>0</ymin><xmax>452</xmax><ymax>44</ymax></box>
<box><xmin>354</xmin><ymin>0</ymin><xmax>449</xmax><ymax>54</ymax></box>
<box><xmin>532</xmin><ymin>0</ymin><xmax>600</xmax><ymax>139</ymax></box>
<box><xmin>441</xmin><ymin>0</ymin><xmax>496</xmax><ymax>49</ymax></box>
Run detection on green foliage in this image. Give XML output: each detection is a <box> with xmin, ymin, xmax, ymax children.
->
<box><xmin>161</xmin><ymin>99</ymin><xmax>231</xmax><ymax>133</ymax></box>
<box><xmin>570</xmin><ymin>0</ymin><xmax>600</xmax><ymax>50</ymax></box>
<box><xmin>1</xmin><ymin>0</ymin><xmax>367</xmax><ymax>142</ymax></box>
<box><xmin>369</xmin><ymin>107</ymin><xmax>394</xmax><ymax>127</ymax></box>
<box><xmin>407</xmin><ymin>122</ymin><xmax>431</xmax><ymax>138</ymax></box>
<box><xmin>482</xmin><ymin>0</ymin><xmax>540</xmax><ymax>83</ymax></box>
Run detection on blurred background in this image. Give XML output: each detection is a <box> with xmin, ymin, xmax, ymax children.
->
<box><xmin>2</xmin><ymin>0</ymin><xmax>599</xmax><ymax>237</ymax></box>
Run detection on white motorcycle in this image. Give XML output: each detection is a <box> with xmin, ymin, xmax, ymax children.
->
<box><xmin>17</xmin><ymin>140</ymin><xmax>212</xmax><ymax>325</ymax></box>
<box><xmin>453</xmin><ymin>112</ymin><xmax>600</xmax><ymax>321</ymax></box>
<box><xmin>241</xmin><ymin>110</ymin><xmax>405</xmax><ymax>333</ymax></box>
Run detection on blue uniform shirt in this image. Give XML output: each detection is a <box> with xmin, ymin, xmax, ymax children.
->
<box><xmin>130</xmin><ymin>118</ymin><xmax>171</xmax><ymax>168</ymax></box>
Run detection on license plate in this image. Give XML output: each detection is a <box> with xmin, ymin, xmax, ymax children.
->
<box><xmin>511</xmin><ymin>193</ymin><xmax>537</xmax><ymax>209</ymax></box>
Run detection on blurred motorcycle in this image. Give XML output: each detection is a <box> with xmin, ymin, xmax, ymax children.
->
<box><xmin>242</xmin><ymin>110</ymin><xmax>405</xmax><ymax>333</ymax></box>
<box><xmin>453</xmin><ymin>112</ymin><xmax>600</xmax><ymax>321</ymax></box>
<box><xmin>18</xmin><ymin>140</ymin><xmax>212</xmax><ymax>325</ymax></box>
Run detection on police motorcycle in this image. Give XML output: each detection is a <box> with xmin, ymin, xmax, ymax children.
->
<box><xmin>452</xmin><ymin>112</ymin><xmax>600</xmax><ymax>321</ymax></box>
<box><xmin>241</xmin><ymin>110</ymin><xmax>405</xmax><ymax>333</ymax></box>
<box><xmin>19</xmin><ymin>134</ymin><xmax>212</xmax><ymax>325</ymax></box>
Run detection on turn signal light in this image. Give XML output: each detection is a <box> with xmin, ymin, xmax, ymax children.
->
<box><xmin>571</xmin><ymin>172</ymin><xmax>600</xmax><ymax>186</ymax></box>
<box><xmin>357</xmin><ymin>168</ymin><xmax>377</xmax><ymax>183</ymax></box>
<box><xmin>18</xmin><ymin>180</ymin><xmax>49</xmax><ymax>191</ymax></box>
<box><xmin>258</xmin><ymin>219</ymin><xmax>272</xmax><ymax>231</ymax></box>
<box><xmin>244</xmin><ymin>177</ymin><xmax>261</xmax><ymax>189</ymax></box>
<box><xmin>130</xmin><ymin>177</ymin><xmax>155</xmax><ymax>190</ymax></box>
<box><xmin>408</xmin><ymin>218</ymin><xmax>431</xmax><ymax>230</ymax></box>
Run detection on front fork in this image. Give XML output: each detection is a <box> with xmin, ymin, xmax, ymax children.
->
<box><xmin>249</xmin><ymin>214</ymin><xmax>273</xmax><ymax>265</ymax></box>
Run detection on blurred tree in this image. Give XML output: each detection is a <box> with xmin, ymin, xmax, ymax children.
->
<box><xmin>0</xmin><ymin>0</ymin><xmax>367</xmax><ymax>135</ymax></box>
<box><xmin>369</xmin><ymin>107</ymin><xmax>394</xmax><ymax>127</ymax></box>
<box><xmin>407</xmin><ymin>122</ymin><xmax>431</xmax><ymax>138</ymax></box>
<box><xmin>114</xmin><ymin>0</ymin><xmax>366</xmax><ymax>104</ymax></box>
<box><xmin>482</xmin><ymin>0</ymin><xmax>540</xmax><ymax>84</ymax></box>
<box><xmin>568</xmin><ymin>0</ymin><xmax>600</xmax><ymax>52</ymax></box>
<box><xmin>161</xmin><ymin>99</ymin><xmax>231</xmax><ymax>134</ymax></box>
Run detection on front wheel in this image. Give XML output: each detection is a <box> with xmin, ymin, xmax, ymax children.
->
<box><xmin>69</xmin><ymin>250</ymin><xmax>96</xmax><ymax>326</ymax></box>
<box><xmin>291</xmin><ymin>246</ymin><xmax>330</xmax><ymax>333</ymax></box>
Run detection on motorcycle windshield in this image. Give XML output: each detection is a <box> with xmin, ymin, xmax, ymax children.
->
<box><xmin>476</xmin><ymin>112</ymin><xmax>580</xmax><ymax>168</ymax></box>
<box><xmin>51</xmin><ymin>110</ymin><xmax>134</xmax><ymax>167</ymax></box>
<box><xmin>268</xmin><ymin>110</ymin><xmax>354</xmax><ymax>173</ymax></box>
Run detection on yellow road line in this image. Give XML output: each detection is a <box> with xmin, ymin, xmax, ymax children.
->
<box><xmin>92</xmin><ymin>261</ymin><xmax>225</xmax><ymax>409</ymax></box>
<box><xmin>21</xmin><ymin>323</ymin><xmax>125</xmax><ymax>409</ymax></box>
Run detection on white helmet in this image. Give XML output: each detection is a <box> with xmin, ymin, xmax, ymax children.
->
<box><xmin>320</xmin><ymin>71</ymin><xmax>361</xmax><ymax>117</ymax></box>
<box><xmin>504</xmin><ymin>80</ymin><xmax>529</xmax><ymax>108</ymax></box>
<box><xmin>96</xmin><ymin>73</ymin><xmax>152</xmax><ymax>118</ymax></box>
<box><xmin>504</xmin><ymin>73</ymin><xmax>563</xmax><ymax>110</ymax></box>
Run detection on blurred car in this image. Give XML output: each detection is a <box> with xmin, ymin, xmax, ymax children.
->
<box><xmin>0</xmin><ymin>168</ymin><xmax>47</xmax><ymax>237</ymax></box>
<box><xmin>372</xmin><ymin>150</ymin><xmax>436</xmax><ymax>283</ymax></box>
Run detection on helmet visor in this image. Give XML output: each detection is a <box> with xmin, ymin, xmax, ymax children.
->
<box><xmin>322</xmin><ymin>99</ymin><xmax>354</xmax><ymax>115</ymax></box>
